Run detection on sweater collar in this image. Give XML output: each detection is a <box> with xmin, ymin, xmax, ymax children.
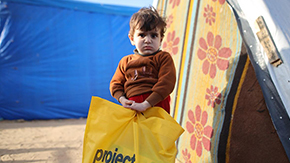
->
<box><xmin>133</xmin><ymin>49</ymin><xmax>161</xmax><ymax>56</ymax></box>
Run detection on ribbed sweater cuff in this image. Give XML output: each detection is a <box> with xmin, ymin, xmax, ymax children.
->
<box><xmin>114</xmin><ymin>91</ymin><xmax>125</xmax><ymax>102</ymax></box>
<box><xmin>145</xmin><ymin>92</ymin><xmax>164</xmax><ymax>107</ymax></box>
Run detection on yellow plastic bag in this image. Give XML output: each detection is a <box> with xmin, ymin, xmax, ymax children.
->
<box><xmin>82</xmin><ymin>96</ymin><xmax>184</xmax><ymax>163</ymax></box>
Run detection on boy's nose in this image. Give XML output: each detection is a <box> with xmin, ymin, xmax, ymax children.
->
<box><xmin>144</xmin><ymin>36</ymin><xmax>151</xmax><ymax>43</ymax></box>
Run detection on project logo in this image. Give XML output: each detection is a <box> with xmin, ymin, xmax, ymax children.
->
<box><xmin>93</xmin><ymin>148</ymin><xmax>136</xmax><ymax>163</ymax></box>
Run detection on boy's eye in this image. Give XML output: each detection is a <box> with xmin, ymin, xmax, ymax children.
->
<box><xmin>138</xmin><ymin>33</ymin><xmax>145</xmax><ymax>37</ymax></box>
<box><xmin>151</xmin><ymin>34</ymin><xmax>158</xmax><ymax>38</ymax></box>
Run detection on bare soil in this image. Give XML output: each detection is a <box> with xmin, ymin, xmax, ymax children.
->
<box><xmin>0</xmin><ymin>118</ymin><xmax>86</xmax><ymax>163</ymax></box>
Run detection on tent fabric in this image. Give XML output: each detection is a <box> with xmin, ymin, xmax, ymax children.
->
<box><xmin>156</xmin><ymin>0</ymin><xmax>290</xmax><ymax>162</ymax></box>
<box><xmin>227</xmin><ymin>0</ymin><xmax>290</xmax><ymax>118</ymax></box>
<box><xmin>0</xmin><ymin>1</ymin><xmax>139</xmax><ymax>120</ymax></box>
<box><xmin>227</xmin><ymin>0</ymin><xmax>290</xmax><ymax>160</ymax></box>
<box><xmin>156</xmin><ymin>0</ymin><xmax>243</xmax><ymax>162</ymax></box>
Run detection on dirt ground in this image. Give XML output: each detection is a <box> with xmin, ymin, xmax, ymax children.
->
<box><xmin>0</xmin><ymin>118</ymin><xmax>87</xmax><ymax>163</ymax></box>
<box><xmin>0</xmin><ymin>118</ymin><xmax>182</xmax><ymax>163</ymax></box>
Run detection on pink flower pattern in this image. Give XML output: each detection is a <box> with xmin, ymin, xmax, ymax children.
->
<box><xmin>161</xmin><ymin>0</ymin><xmax>227</xmax><ymax>160</ymax></box>
<box><xmin>212</xmin><ymin>0</ymin><xmax>226</xmax><ymax>5</ymax></box>
<box><xmin>182</xmin><ymin>148</ymin><xmax>192</xmax><ymax>163</ymax></box>
<box><xmin>169</xmin><ymin>0</ymin><xmax>180</xmax><ymax>8</ymax></box>
<box><xmin>205</xmin><ymin>85</ymin><xmax>222</xmax><ymax>107</ymax></box>
<box><xmin>162</xmin><ymin>31</ymin><xmax>180</xmax><ymax>55</ymax></box>
<box><xmin>203</xmin><ymin>5</ymin><xmax>216</xmax><ymax>26</ymax></box>
<box><xmin>186</xmin><ymin>105</ymin><xmax>213</xmax><ymax>157</ymax></box>
<box><xmin>166</xmin><ymin>14</ymin><xmax>174</xmax><ymax>28</ymax></box>
<box><xmin>197</xmin><ymin>32</ymin><xmax>232</xmax><ymax>78</ymax></box>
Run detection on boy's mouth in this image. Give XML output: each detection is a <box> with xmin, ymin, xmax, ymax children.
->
<box><xmin>144</xmin><ymin>46</ymin><xmax>152</xmax><ymax>50</ymax></box>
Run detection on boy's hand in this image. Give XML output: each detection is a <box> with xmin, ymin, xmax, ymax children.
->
<box><xmin>119</xmin><ymin>96</ymin><xmax>134</xmax><ymax>108</ymax></box>
<box><xmin>127</xmin><ymin>100</ymin><xmax>151</xmax><ymax>112</ymax></box>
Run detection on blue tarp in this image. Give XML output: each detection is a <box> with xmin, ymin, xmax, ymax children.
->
<box><xmin>0</xmin><ymin>0</ymin><xmax>139</xmax><ymax>120</ymax></box>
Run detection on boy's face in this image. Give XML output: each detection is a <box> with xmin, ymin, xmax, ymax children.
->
<box><xmin>129</xmin><ymin>28</ymin><xmax>162</xmax><ymax>55</ymax></box>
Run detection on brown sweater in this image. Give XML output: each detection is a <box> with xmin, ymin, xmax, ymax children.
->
<box><xmin>110</xmin><ymin>50</ymin><xmax>176</xmax><ymax>106</ymax></box>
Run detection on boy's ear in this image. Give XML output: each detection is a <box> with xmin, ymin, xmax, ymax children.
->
<box><xmin>128</xmin><ymin>34</ymin><xmax>135</xmax><ymax>45</ymax></box>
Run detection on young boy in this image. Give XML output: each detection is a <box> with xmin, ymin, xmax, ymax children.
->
<box><xmin>110</xmin><ymin>6</ymin><xmax>176</xmax><ymax>114</ymax></box>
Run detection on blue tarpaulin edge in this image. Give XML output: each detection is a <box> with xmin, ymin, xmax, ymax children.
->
<box><xmin>2</xmin><ymin>0</ymin><xmax>140</xmax><ymax>16</ymax></box>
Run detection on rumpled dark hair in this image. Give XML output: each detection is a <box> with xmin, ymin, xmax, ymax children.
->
<box><xmin>129</xmin><ymin>6</ymin><xmax>166</xmax><ymax>38</ymax></box>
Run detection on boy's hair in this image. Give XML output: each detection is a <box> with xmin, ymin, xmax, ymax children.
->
<box><xmin>129</xmin><ymin>6</ymin><xmax>166</xmax><ymax>38</ymax></box>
